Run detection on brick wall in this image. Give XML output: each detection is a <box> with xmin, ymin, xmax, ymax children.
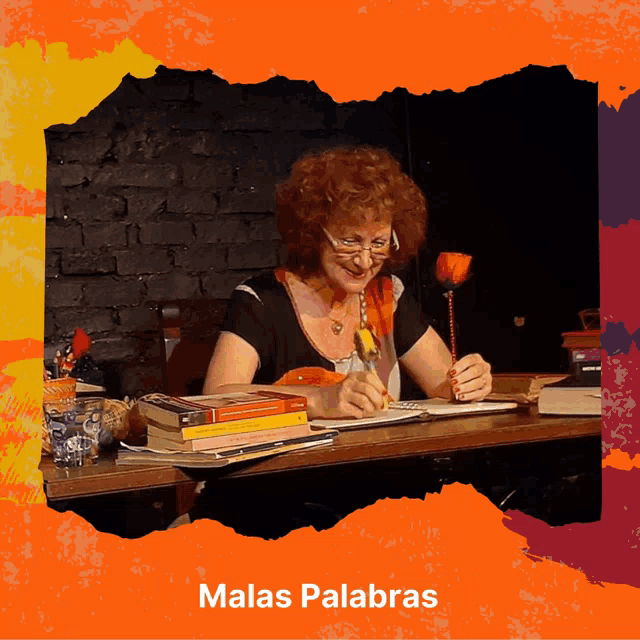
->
<box><xmin>44</xmin><ymin>67</ymin><xmax>406</xmax><ymax>398</ymax></box>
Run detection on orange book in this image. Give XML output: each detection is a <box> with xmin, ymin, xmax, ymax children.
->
<box><xmin>137</xmin><ymin>390</ymin><xmax>308</xmax><ymax>428</ymax></box>
<box><xmin>561</xmin><ymin>330</ymin><xmax>600</xmax><ymax>350</ymax></box>
<box><xmin>145</xmin><ymin>411</ymin><xmax>308</xmax><ymax>441</ymax></box>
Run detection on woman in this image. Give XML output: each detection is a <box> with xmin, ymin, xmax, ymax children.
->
<box><xmin>195</xmin><ymin>147</ymin><xmax>493</xmax><ymax>537</ymax></box>
<box><xmin>204</xmin><ymin>146</ymin><xmax>492</xmax><ymax>414</ymax></box>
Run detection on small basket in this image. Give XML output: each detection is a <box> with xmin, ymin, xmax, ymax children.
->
<box><xmin>102</xmin><ymin>398</ymin><xmax>131</xmax><ymax>441</ymax></box>
<box><xmin>43</xmin><ymin>377</ymin><xmax>76</xmax><ymax>408</ymax></box>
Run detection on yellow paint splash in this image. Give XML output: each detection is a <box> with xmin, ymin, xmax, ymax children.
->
<box><xmin>0</xmin><ymin>38</ymin><xmax>161</xmax><ymax>503</ymax></box>
<box><xmin>0</xmin><ymin>216</ymin><xmax>44</xmax><ymax>341</ymax></box>
<box><xmin>0</xmin><ymin>359</ymin><xmax>47</xmax><ymax>505</ymax></box>
<box><xmin>0</xmin><ymin>38</ymin><xmax>160</xmax><ymax>191</ymax></box>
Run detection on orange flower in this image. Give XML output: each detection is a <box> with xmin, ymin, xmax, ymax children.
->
<box><xmin>435</xmin><ymin>252</ymin><xmax>472</xmax><ymax>289</ymax></box>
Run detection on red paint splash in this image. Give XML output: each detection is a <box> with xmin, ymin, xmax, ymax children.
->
<box><xmin>504</xmin><ymin>467</ymin><xmax>640</xmax><ymax>589</ymax></box>
<box><xmin>0</xmin><ymin>182</ymin><xmax>45</xmax><ymax>218</ymax></box>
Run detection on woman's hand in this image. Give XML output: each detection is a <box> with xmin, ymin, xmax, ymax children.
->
<box><xmin>309</xmin><ymin>371</ymin><xmax>388</xmax><ymax>419</ymax></box>
<box><xmin>449</xmin><ymin>354</ymin><xmax>492</xmax><ymax>402</ymax></box>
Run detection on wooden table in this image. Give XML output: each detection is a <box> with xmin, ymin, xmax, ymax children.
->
<box><xmin>222</xmin><ymin>406</ymin><xmax>600</xmax><ymax>478</ymax></box>
<box><xmin>40</xmin><ymin>407</ymin><xmax>601</xmax><ymax>536</ymax></box>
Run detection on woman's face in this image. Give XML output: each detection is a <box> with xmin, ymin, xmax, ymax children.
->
<box><xmin>319</xmin><ymin>220</ymin><xmax>393</xmax><ymax>295</ymax></box>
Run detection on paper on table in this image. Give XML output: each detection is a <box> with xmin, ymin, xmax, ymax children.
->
<box><xmin>311</xmin><ymin>409</ymin><xmax>426</xmax><ymax>430</ymax></box>
<box><xmin>399</xmin><ymin>399</ymin><xmax>519</xmax><ymax>415</ymax></box>
<box><xmin>117</xmin><ymin>436</ymin><xmax>336</xmax><ymax>468</ymax></box>
<box><xmin>76</xmin><ymin>381</ymin><xmax>107</xmax><ymax>393</ymax></box>
<box><xmin>120</xmin><ymin>441</ymin><xmax>222</xmax><ymax>456</ymax></box>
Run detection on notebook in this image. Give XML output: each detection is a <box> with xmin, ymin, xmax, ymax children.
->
<box><xmin>311</xmin><ymin>409</ymin><xmax>426</xmax><ymax>430</ymax></box>
<box><xmin>311</xmin><ymin>400</ymin><xmax>518</xmax><ymax>430</ymax></box>
<box><xmin>390</xmin><ymin>399</ymin><xmax>519</xmax><ymax>415</ymax></box>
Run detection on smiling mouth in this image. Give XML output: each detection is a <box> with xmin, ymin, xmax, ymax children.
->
<box><xmin>342</xmin><ymin>266</ymin><xmax>368</xmax><ymax>279</ymax></box>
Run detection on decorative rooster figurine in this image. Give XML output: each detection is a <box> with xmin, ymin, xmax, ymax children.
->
<box><xmin>57</xmin><ymin>328</ymin><xmax>91</xmax><ymax>378</ymax></box>
<box><xmin>435</xmin><ymin>252</ymin><xmax>472</xmax><ymax>364</ymax></box>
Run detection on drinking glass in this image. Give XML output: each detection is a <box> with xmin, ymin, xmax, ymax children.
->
<box><xmin>44</xmin><ymin>397</ymin><xmax>104</xmax><ymax>467</ymax></box>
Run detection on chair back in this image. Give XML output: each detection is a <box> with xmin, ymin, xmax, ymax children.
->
<box><xmin>158</xmin><ymin>300</ymin><xmax>227</xmax><ymax>396</ymax></box>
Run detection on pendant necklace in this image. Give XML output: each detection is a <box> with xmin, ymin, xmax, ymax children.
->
<box><xmin>328</xmin><ymin>299</ymin><xmax>352</xmax><ymax>336</ymax></box>
<box><xmin>329</xmin><ymin>310</ymin><xmax>348</xmax><ymax>335</ymax></box>
<box><xmin>328</xmin><ymin>292</ymin><xmax>368</xmax><ymax>335</ymax></box>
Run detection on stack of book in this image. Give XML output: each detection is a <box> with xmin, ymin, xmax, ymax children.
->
<box><xmin>538</xmin><ymin>376</ymin><xmax>601</xmax><ymax>416</ymax></box>
<box><xmin>562</xmin><ymin>330</ymin><xmax>601</xmax><ymax>387</ymax></box>
<box><xmin>534</xmin><ymin>330</ymin><xmax>601</xmax><ymax>416</ymax></box>
<box><xmin>117</xmin><ymin>390</ymin><xmax>337</xmax><ymax>468</ymax></box>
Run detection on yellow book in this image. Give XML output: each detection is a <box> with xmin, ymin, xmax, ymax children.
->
<box><xmin>165</xmin><ymin>411</ymin><xmax>308</xmax><ymax>441</ymax></box>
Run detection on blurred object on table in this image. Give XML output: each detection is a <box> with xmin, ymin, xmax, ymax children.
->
<box><xmin>124</xmin><ymin>401</ymin><xmax>150</xmax><ymax>446</ymax></box>
<box><xmin>562</xmin><ymin>327</ymin><xmax>601</xmax><ymax>387</ymax></box>
<box><xmin>71</xmin><ymin>354</ymin><xmax>105</xmax><ymax>387</ymax></box>
<box><xmin>486</xmin><ymin>373</ymin><xmax>569</xmax><ymax>404</ymax></box>
<box><xmin>578</xmin><ymin>308</ymin><xmax>600</xmax><ymax>331</ymax></box>
<box><xmin>42</xmin><ymin>377</ymin><xmax>77</xmax><ymax>454</ymax></box>
<box><xmin>101</xmin><ymin>397</ymin><xmax>133</xmax><ymax>444</ymax></box>
<box><xmin>43</xmin><ymin>397</ymin><xmax>104</xmax><ymax>467</ymax></box>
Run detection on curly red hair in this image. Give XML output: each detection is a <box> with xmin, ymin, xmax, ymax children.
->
<box><xmin>276</xmin><ymin>146</ymin><xmax>427</xmax><ymax>276</ymax></box>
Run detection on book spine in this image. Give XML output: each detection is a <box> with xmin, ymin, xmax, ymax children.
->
<box><xmin>190</xmin><ymin>422</ymin><xmax>311</xmax><ymax>450</ymax></box>
<box><xmin>138</xmin><ymin>399</ymin><xmax>215</xmax><ymax>427</ymax></box>
<box><xmin>146</xmin><ymin>422</ymin><xmax>186</xmax><ymax>442</ymax></box>
<box><xmin>573</xmin><ymin>361</ymin><xmax>601</xmax><ymax>386</ymax></box>
<box><xmin>137</xmin><ymin>402</ymin><xmax>182</xmax><ymax>428</ymax></box>
<box><xmin>282</xmin><ymin>396</ymin><xmax>308</xmax><ymax>413</ymax></box>
<box><xmin>571</xmin><ymin>348</ymin><xmax>601</xmax><ymax>363</ymax></box>
<box><xmin>181</xmin><ymin>411</ymin><xmax>308</xmax><ymax>440</ymax></box>
<box><xmin>140</xmin><ymin>393</ymin><xmax>308</xmax><ymax>428</ymax></box>
<box><xmin>214</xmin><ymin>399</ymin><xmax>289</xmax><ymax>422</ymax></box>
<box><xmin>146</xmin><ymin>435</ymin><xmax>190</xmax><ymax>451</ymax></box>
<box><xmin>148</xmin><ymin>422</ymin><xmax>312</xmax><ymax>450</ymax></box>
<box><xmin>563</xmin><ymin>338</ymin><xmax>600</xmax><ymax>349</ymax></box>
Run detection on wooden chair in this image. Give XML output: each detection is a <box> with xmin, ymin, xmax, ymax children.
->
<box><xmin>157</xmin><ymin>299</ymin><xmax>227</xmax><ymax>528</ymax></box>
<box><xmin>158</xmin><ymin>299</ymin><xmax>227</xmax><ymax>396</ymax></box>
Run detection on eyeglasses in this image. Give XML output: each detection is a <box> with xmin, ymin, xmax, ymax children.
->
<box><xmin>322</xmin><ymin>227</ymin><xmax>400</xmax><ymax>261</ymax></box>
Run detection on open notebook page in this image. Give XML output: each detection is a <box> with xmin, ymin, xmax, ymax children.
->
<box><xmin>311</xmin><ymin>400</ymin><xmax>518</xmax><ymax>430</ymax></box>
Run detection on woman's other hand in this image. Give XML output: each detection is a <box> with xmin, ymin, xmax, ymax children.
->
<box><xmin>448</xmin><ymin>354</ymin><xmax>492</xmax><ymax>402</ymax></box>
<box><xmin>311</xmin><ymin>371</ymin><xmax>388</xmax><ymax>419</ymax></box>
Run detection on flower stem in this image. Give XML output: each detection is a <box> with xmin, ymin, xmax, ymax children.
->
<box><xmin>447</xmin><ymin>290</ymin><xmax>457</xmax><ymax>363</ymax></box>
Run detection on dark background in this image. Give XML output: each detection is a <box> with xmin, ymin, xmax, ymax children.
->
<box><xmin>44</xmin><ymin>64</ymin><xmax>599</xmax><ymax>399</ymax></box>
